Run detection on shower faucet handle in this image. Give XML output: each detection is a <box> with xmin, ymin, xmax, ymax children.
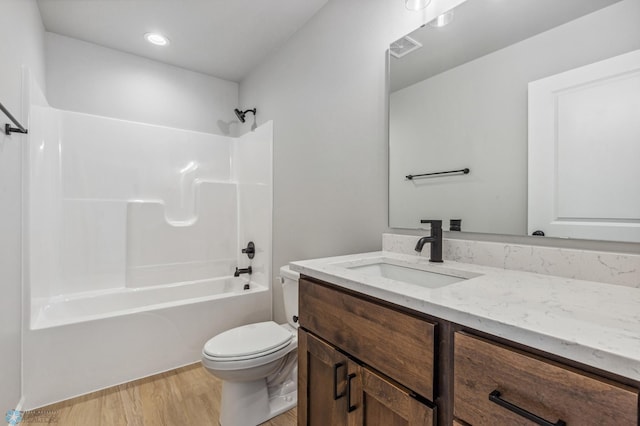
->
<box><xmin>242</xmin><ymin>241</ymin><xmax>255</xmax><ymax>259</ymax></box>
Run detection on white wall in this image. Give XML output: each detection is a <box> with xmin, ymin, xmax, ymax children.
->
<box><xmin>390</xmin><ymin>0</ymin><xmax>640</xmax><ymax>235</ymax></box>
<box><xmin>238</xmin><ymin>0</ymin><xmax>465</xmax><ymax>322</ymax></box>
<box><xmin>0</xmin><ymin>0</ymin><xmax>46</xmax><ymax>411</ymax></box>
<box><xmin>45</xmin><ymin>32</ymin><xmax>239</xmax><ymax>136</ymax></box>
<box><xmin>239</xmin><ymin>0</ymin><xmax>640</xmax><ymax>322</ymax></box>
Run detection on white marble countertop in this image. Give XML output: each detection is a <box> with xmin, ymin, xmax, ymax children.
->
<box><xmin>290</xmin><ymin>251</ymin><xmax>640</xmax><ymax>382</ymax></box>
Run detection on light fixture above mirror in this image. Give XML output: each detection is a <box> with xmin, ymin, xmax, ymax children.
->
<box><xmin>429</xmin><ymin>11</ymin><xmax>454</xmax><ymax>27</ymax></box>
<box><xmin>405</xmin><ymin>0</ymin><xmax>431</xmax><ymax>11</ymax></box>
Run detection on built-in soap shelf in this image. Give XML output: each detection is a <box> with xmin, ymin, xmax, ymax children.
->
<box><xmin>53</xmin><ymin>181</ymin><xmax>241</xmax><ymax>289</ymax></box>
<box><xmin>127</xmin><ymin>179</ymin><xmax>238</xmax><ymax>225</ymax></box>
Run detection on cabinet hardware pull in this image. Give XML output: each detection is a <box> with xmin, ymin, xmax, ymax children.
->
<box><xmin>347</xmin><ymin>373</ymin><xmax>357</xmax><ymax>413</ymax></box>
<box><xmin>489</xmin><ymin>390</ymin><xmax>566</xmax><ymax>426</ymax></box>
<box><xmin>333</xmin><ymin>363</ymin><xmax>345</xmax><ymax>400</ymax></box>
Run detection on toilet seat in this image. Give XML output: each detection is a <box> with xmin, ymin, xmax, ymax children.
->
<box><xmin>204</xmin><ymin>338</ymin><xmax>293</xmax><ymax>362</ymax></box>
<box><xmin>203</xmin><ymin>321</ymin><xmax>294</xmax><ymax>363</ymax></box>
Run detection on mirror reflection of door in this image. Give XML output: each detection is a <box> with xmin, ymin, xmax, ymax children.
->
<box><xmin>528</xmin><ymin>50</ymin><xmax>640</xmax><ymax>243</ymax></box>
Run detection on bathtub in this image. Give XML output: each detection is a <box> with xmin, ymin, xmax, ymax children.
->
<box><xmin>22</xmin><ymin>277</ymin><xmax>271</xmax><ymax>409</ymax></box>
<box><xmin>31</xmin><ymin>276</ymin><xmax>261</xmax><ymax>329</ymax></box>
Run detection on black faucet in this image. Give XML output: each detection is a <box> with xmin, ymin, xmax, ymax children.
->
<box><xmin>234</xmin><ymin>266</ymin><xmax>252</xmax><ymax>277</ymax></box>
<box><xmin>415</xmin><ymin>220</ymin><xmax>443</xmax><ymax>263</ymax></box>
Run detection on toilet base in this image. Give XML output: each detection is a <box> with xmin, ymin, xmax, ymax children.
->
<box><xmin>268</xmin><ymin>388</ymin><xmax>297</xmax><ymax>419</ymax></box>
<box><xmin>219</xmin><ymin>378</ymin><xmax>297</xmax><ymax>426</ymax></box>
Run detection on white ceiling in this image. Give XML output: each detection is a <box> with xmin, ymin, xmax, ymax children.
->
<box><xmin>36</xmin><ymin>0</ymin><xmax>329</xmax><ymax>82</ymax></box>
<box><xmin>390</xmin><ymin>0</ymin><xmax>621</xmax><ymax>92</ymax></box>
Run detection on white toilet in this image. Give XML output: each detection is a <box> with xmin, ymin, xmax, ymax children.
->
<box><xmin>202</xmin><ymin>266</ymin><xmax>299</xmax><ymax>426</ymax></box>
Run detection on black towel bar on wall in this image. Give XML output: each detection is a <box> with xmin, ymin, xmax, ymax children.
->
<box><xmin>1</xmin><ymin>100</ymin><xmax>28</xmax><ymax>135</ymax></box>
<box><xmin>406</xmin><ymin>168</ymin><xmax>470</xmax><ymax>180</ymax></box>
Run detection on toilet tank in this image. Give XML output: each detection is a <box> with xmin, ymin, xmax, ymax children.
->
<box><xmin>280</xmin><ymin>265</ymin><xmax>299</xmax><ymax>328</ymax></box>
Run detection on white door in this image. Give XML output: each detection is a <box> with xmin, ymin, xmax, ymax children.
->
<box><xmin>528</xmin><ymin>49</ymin><xmax>640</xmax><ymax>242</ymax></box>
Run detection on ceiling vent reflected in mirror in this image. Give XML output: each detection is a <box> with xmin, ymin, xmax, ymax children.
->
<box><xmin>390</xmin><ymin>36</ymin><xmax>423</xmax><ymax>59</ymax></box>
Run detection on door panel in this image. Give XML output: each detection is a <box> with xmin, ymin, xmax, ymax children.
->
<box><xmin>299</xmin><ymin>330</ymin><xmax>349</xmax><ymax>426</ymax></box>
<box><xmin>348</xmin><ymin>364</ymin><xmax>435</xmax><ymax>426</ymax></box>
<box><xmin>528</xmin><ymin>48</ymin><xmax>640</xmax><ymax>242</ymax></box>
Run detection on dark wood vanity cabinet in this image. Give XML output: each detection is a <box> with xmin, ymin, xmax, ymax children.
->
<box><xmin>299</xmin><ymin>329</ymin><xmax>435</xmax><ymax>425</ymax></box>
<box><xmin>298</xmin><ymin>275</ymin><xmax>640</xmax><ymax>426</ymax></box>
<box><xmin>298</xmin><ymin>277</ymin><xmax>436</xmax><ymax>425</ymax></box>
<box><xmin>453</xmin><ymin>332</ymin><xmax>639</xmax><ymax>426</ymax></box>
<box><xmin>298</xmin><ymin>329</ymin><xmax>350</xmax><ymax>425</ymax></box>
<box><xmin>350</xmin><ymin>361</ymin><xmax>435</xmax><ymax>425</ymax></box>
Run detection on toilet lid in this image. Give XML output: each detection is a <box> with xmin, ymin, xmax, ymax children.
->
<box><xmin>203</xmin><ymin>321</ymin><xmax>293</xmax><ymax>358</ymax></box>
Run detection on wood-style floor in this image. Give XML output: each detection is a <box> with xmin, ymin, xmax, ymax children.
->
<box><xmin>31</xmin><ymin>363</ymin><xmax>297</xmax><ymax>425</ymax></box>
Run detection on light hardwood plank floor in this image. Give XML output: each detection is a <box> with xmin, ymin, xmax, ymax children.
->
<box><xmin>31</xmin><ymin>363</ymin><xmax>296</xmax><ymax>426</ymax></box>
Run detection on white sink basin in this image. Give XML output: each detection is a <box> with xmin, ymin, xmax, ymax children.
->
<box><xmin>334</xmin><ymin>258</ymin><xmax>479</xmax><ymax>289</ymax></box>
<box><xmin>348</xmin><ymin>262</ymin><xmax>465</xmax><ymax>288</ymax></box>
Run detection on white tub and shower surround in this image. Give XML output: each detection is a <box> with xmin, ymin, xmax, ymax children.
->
<box><xmin>23</xmin><ymin>103</ymin><xmax>273</xmax><ymax>408</ymax></box>
<box><xmin>29</xmin><ymin>108</ymin><xmax>237</xmax><ymax>301</ymax></box>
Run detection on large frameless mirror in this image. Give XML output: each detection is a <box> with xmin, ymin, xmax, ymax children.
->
<box><xmin>389</xmin><ymin>0</ymin><xmax>640</xmax><ymax>242</ymax></box>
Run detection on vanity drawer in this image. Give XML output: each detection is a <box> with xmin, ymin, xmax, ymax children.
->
<box><xmin>299</xmin><ymin>278</ymin><xmax>436</xmax><ymax>400</ymax></box>
<box><xmin>454</xmin><ymin>332</ymin><xmax>639</xmax><ymax>426</ymax></box>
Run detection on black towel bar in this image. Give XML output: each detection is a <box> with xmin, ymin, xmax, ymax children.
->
<box><xmin>406</xmin><ymin>168</ymin><xmax>469</xmax><ymax>180</ymax></box>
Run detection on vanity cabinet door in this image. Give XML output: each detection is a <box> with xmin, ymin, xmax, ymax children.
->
<box><xmin>298</xmin><ymin>329</ymin><xmax>350</xmax><ymax>426</ymax></box>
<box><xmin>347</xmin><ymin>365</ymin><xmax>436</xmax><ymax>426</ymax></box>
<box><xmin>299</xmin><ymin>278</ymin><xmax>436</xmax><ymax>400</ymax></box>
<box><xmin>454</xmin><ymin>332</ymin><xmax>639</xmax><ymax>426</ymax></box>
<box><xmin>299</xmin><ymin>329</ymin><xmax>436</xmax><ymax>426</ymax></box>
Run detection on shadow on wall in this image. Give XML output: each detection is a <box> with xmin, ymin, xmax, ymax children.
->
<box><xmin>217</xmin><ymin>119</ymin><xmax>258</xmax><ymax>135</ymax></box>
<box><xmin>218</xmin><ymin>106</ymin><xmax>258</xmax><ymax>135</ymax></box>
<box><xmin>217</xmin><ymin>119</ymin><xmax>235</xmax><ymax>135</ymax></box>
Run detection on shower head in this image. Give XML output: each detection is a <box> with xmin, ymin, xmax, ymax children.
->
<box><xmin>234</xmin><ymin>108</ymin><xmax>257</xmax><ymax>123</ymax></box>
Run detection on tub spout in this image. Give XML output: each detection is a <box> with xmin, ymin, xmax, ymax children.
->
<box><xmin>234</xmin><ymin>266</ymin><xmax>252</xmax><ymax>277</ymax></box>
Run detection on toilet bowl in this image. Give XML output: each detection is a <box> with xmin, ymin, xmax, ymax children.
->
<box><xmin>202</xmin><ymin>266</ymin><xmax>299</xmax><ymax>426</ymax></box>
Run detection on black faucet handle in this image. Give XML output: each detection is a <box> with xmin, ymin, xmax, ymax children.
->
<box><xmin>420</xmin><ymin>219</ymin><xmax>442</xmax><ymax>228</ymax></box>
<box><xmin>241</xmin><ymin>241</ymin><xmax>255</xmax><ymax>259</ymax></box>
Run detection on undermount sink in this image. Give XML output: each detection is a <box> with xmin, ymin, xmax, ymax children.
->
<box><xmin>335</xmin><ymin>258</ymin><xmax>478</xmax><ymax>289</ymax></box>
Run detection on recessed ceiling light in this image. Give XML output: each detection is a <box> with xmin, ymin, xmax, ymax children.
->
<box><xmin>429</xmin><ymin>11</ymin><xmax>454</xmax><ymax>28</ymax></box>
<box><xmin>144</xmin><ymin>32</ymin><xmax>169</xmax><ymax>46</ymax></box>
